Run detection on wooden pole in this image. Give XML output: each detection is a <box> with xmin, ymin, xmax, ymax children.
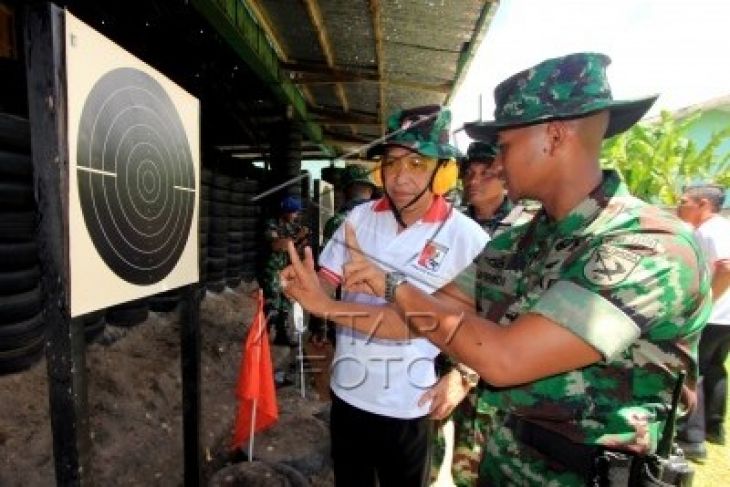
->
<box><xmin>24</xmin><ymin>3</ymin><xmax>90</xmax><ymax>485</ymax></box>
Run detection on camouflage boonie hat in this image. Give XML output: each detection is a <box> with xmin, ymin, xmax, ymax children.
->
<box><xmin>367</xmin><ymin>105</ymin><xmax>460</xmax><ymax>160</ymax></box>
<box><xmin>467</xmin><ymin>141</ymin><xmax>499</xmax><ymax>162</ymax></box>
<box><xmin>464</xmin><ymin>52</ymin><xmax>658</xmax><ymax>140</ymax></box>
<box><xmin>341</xmin><ymin>164</ymin><xmax>376</xmax><ymax>189</ymax></box>
<box><xmin>461</xmin><ymin>140</ymin><xmax>499</xmax><ymax>172</ymax></box>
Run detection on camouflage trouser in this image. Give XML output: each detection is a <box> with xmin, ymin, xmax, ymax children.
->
<box><xmin>431</xmin><ymin>389</ymin><xmax>490</xmax><ymax>487</ymax></box>
<box><xmin>477</xmin><ymin>411</ymin><xmax>586</xmax><ymax>486</ymax></box>
<box><xmin>261</xmin><ymin>256</ymin><xmax>291</xmax><ymax>335</ymax></box>
<box><xmin>432</xmin><ymin>397</ymin><xmax>588</xmax><ymax>486</ymax></box>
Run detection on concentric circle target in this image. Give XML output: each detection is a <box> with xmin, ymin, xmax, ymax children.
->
<box><xmin>76</xmin><ymin>67</ymin><xmax>196</xmax><ymax>285</ymax></box>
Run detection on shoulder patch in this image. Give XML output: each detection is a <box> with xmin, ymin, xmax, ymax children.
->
<box><xmin>584</xmin><ymin>244</ymin><xmax>641</xmax><ymax>286</ymax></box>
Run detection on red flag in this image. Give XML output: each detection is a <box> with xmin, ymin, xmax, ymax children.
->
<box><xmin>231</xmin><ymin>290</ymin><xmax>278</xmax><ymax>449</ymax></box>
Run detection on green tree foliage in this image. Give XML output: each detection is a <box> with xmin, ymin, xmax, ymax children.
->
<box><xmin>600</xmin><ymin>110</ymin><xmax>730</xmax><ymax>204</ymax></box>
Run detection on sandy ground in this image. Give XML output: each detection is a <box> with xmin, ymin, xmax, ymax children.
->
<box><xmin>0</xmin><ymin>283</ymin><xmax>324</xmax><ymax>486</ymax></box>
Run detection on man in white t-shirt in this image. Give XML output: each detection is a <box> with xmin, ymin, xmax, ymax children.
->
<box><xmin>677</xmin><ymin>184</ymin><xmax>730</xmax><ymax>458</ymax></box>
<box><xmin>289</xmin><ymin>105</ymin><xmax>488</xmax><ymax>486</ymax></box>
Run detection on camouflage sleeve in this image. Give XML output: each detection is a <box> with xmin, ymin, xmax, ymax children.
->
<box><xmin>530</xmin><ymin>231</ymin><xmax>706</xmax><ymax>361</ymax></box>
<box><xmin>322</xmin><ymin>213</ymin><xmax>344</xmax><ymax>246</ymax></box>
<box><xmin>452</xmin><ymin>262</ymin><xmax>477</xmax><ymax>301</ymax></box>
<box><xmin>263</xmin><ymin>219</ymin><xmax>279</xmax><ymax>242</ymax></box>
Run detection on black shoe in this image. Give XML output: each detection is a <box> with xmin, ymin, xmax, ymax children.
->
<box><xmin>677</xmin><ymin>441</ymin><xmax>707</xmax><ymax>462</ymax></box>
<box><xmin>706</xmin><ymin>425</ymin><xmax>726</xmax><ymax>445</ymax></box>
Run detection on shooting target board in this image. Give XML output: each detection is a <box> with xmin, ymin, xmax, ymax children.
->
<box><xmin>66</xmin><ymin>12</ymin><xmax>199</xmax><ymax>317</ymax></box>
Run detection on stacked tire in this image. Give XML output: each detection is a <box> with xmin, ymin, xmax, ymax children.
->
<box><xmin>206</xmin><ymin>172</ymin><xmax>230</xmax><ymax>293</ymax></box>
<box><xmin>230</xmin><ymin>178</ymin><xmax>260</xmax><ymax>283</ymax></box>
<box><xmin>0</xmin><ymin>113</ymin><xmax>45</xmax><ymax>374</ymax></box>
<box><xmin>83</xmin><ymin>310</ymin><xmax>106</xmax><ymax>343</ymax></box>
<box><xmin>105</xmin><ymin>298</ymin><xmax>150</xmax><ymax>328</ymax></box>
<box><xmin>200</xmin><ymin>168</ymin><xmax>211</xmax><ymax>289</ymax></box>
<box><xmin>149</xmin><ymin>289</ymin><xmax>182</xmax><ymax>313</ymax></box>
<box><xmin>283</xmin><ymin>131</ymin><xmax>302</xmax><ymax>200</ymax></box>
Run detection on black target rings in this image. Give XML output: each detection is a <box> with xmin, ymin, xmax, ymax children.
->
<box><xmin>76</xmin><ymin>68</ymin><xmax>195</xmax><ymax>285</ymax></box>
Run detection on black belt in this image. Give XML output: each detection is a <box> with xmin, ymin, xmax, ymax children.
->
<box><xmin>505</xmin><ymin>415</ymin><xmax>601</xmax><ymax>481</ymax></box>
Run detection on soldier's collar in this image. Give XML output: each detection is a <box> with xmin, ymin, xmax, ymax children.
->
<box><xmin>551</xmin><ymin>170</ymin><xmax>626</xmax><ymax>237</ymax></box>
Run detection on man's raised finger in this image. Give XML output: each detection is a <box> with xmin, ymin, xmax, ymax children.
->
<box><xmin>344</xmin><ymin>222</ymin><xmax>365</xmax><ymax>262</ymax></box>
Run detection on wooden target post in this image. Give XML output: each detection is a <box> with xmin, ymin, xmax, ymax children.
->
<box><xmin>25</xmin><ymin>3</ymin><xmax>202</xmax><ymax>485</ymax></box>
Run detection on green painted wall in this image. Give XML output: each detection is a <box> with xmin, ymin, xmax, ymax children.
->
<box><xmin>683</xmin><ymin>109</ymin><xmax>730</xmax><ymax>157</ymax></box>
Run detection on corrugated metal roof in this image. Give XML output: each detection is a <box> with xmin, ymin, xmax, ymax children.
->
<box><xmin>248</xmin><ymin>0</ymin><xmax>497</xmax><ymax>155</ymax></box>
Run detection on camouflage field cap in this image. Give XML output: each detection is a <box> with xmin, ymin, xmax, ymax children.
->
<box><xmin>464</xmin><ymin>52</ymin><xmax>658</xmax><ymax>140</ymax></box>
<box><xmin>341</xmin><ymin>164</ymin><xmax>375</xmax><ymax>189</ymax></box>
<box><xmin>367</xmin><ymin>105</ymin><xmax>460</xmax><ymax>160</ymax></box>
<box><xmin>467</xmin><ymin>140</ymin><xmax>499</xmax><ymax>161</ymax></box>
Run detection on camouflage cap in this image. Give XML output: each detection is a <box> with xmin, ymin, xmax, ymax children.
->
<box><xmin>466</xmin><ymin>141</ymin><xmax>499</xmax><ymax>162</ymax></box>
<box><xmin>367</xmin><ymin>105</ymin><xmax>460</xmax><ymax>160</ymax></box>
<box><xmin>464</xmin><ymin>52</ymin><xmax>658</xmax><ymax>141</ymax></box>
<box><xmin>341</xmin><ymin>164</ymin><xmax>376</xmax><ymax>189</ymax></box>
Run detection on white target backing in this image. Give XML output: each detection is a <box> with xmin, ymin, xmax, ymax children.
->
<box><xmin>67</xmin><ymin>12</ymin><xmax>199</xmax><ymax>317</ymax></box>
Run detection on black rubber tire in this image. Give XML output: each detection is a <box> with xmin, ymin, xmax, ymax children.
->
<box><xmin>0</xmin><ymin>312</ymin><xmax>45</xmax><ymax>351</ymax></box>
<box><xmin>0</xmin><ymin>241</ymin><xmax>38</xmax><ymax>270</ymax></box>
<box><xmin>241</xmin><ymin>230</ymin><xmax>257</xmax><ymax>242</ymax></box>
<box><xmin>227</xmin><ymin>254</ymin><xmax>244</xmax><ymax>267</ymax></box>
<box><xmin>0</xmin><ymin>150</ymin><xmax>32</xmax><ymax>179</ymax></box>
<box><xmin>149</xmin><ymin>295</ymin><xmax>179</xmax><ymax>313</ymax></box>
<box><xmin>84</xmin><ymin>316</ymin><xmax>106</xmax><ymax>343</ymax></box>
<box><xmin>200</xmin><ymin>185</ymin><xmax>210</xmax><ymax>200</ymax></box>
<box><xmin>227</xmin><ymin>232</ymin><xmax>243</xmax><ymax>243</ymax></box>
<box><xmin>226</xmin><ymin>276</ymin><xmax>242</xmax><ymax>288</ymax></box>
<box><xmin>208</xmin><ymin>233</ymin><xmax>227</xmax><ymax>247</ymax></box>
<box><xmin>212</xmin><ymin>174</ymin><xmax>232</xmax><ymax>189</ymax></box>
<box><xmin>206</xmin><ymin>269</ymin><xmax>225</xmax><ymax>282</ymax></box>
<box><xmin>211</xmin><ymin>188</ymin><xmax>230</xmax><ymax>202</ymax></box>
<box><xmin>241</xmin><ymin>251</ymin><xmax>257</xmax><ymax>262</ymax></box>
<box><xmin>0</xmin><ymin>114</ymin><xmax>31</xmax><ymax>152</ymax></box>
<box><xmin>228</xmin><ymin>217</ymin><xmax>248</xmax><ymax>229</ymax></box>
<box><xmin>0</xmin><ymin>266</ymin><xmax>41</xmax><ymax>294</ymax></box>
<box><xmin>210</xmin><ymin>217</ymin><xmax>228</xmax><ymax>233</ymax></box>
<box><xmin>0</xmin><ymin>286</ymin><xmax>42</xmax><ymax>325</ymax></box>
<box><xmin>240</xmin><ymin>240</ymin><xmax>258</xmax><ymax>251</ymax></box>
<box><xmin>227</xmin><ymin>204</ymin><xmax>246</xmax><ymax>217</ymax></box>
<box><xmin>228</xmin><ymin>243</ymin><xmax>243</xmax><ymax>254</ymax></box>
<box><xmin>231</xmin><ymin>180</ymin><xmax>259</xmax><ymax>192</ymax></box>
<box><xmin>0</xmin><ymin>211</ymin><xmax>36</xmax><ymax>242</ymax></box>
<box><xmin>201</xmin><ymin>168</ymin><xmax>212</xmax><ymax>184</ymax></box>
<box><xmin>0</xmin><ymin>181</ymin><xmax>34</xmax><ymax>209</ymax></box>
<box><xmin>207</xmin><ymin>257</ymin><xmax>226</xmax><ymax>273</ymax></box>
<box><xmin>208</xmin><ymin>246</ymin><xmax>226</xmax><ymax>259</ymax></box>
<box><xmin>206</xmin><ymin>280</ymin><xmax>226</xmax><ymax>293</ymax></box>
<box><xmin>106</xmin><ymin>307</ymin><xmax>149</xmax><ymax>327</ymax></box>
<box><xmin>210</xmin><ymin>201</ymin><xmax>228</xmax><ymax>217</ymax></box>
<box><xmin>0</xmin><ymin>333</ymin><xmax>45</xmax><ymax>375</ymax></box>
<box><xmin>230</xmin><ymin>192</ymin><xmax>249</xmax><ymax>204</ymax></box>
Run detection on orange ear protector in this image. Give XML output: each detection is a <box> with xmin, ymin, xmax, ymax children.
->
<box><xmin>370</xmin><ymin>159</ymin><xmax>458</xmax><ymax>196</ymax></box>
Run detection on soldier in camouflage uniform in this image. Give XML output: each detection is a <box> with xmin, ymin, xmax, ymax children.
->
<box><xmin>430</xmin><ymin>140</ymin><xmax>538</xmax><ymax>484</ymax></box>
<box><xmin>262</xmin><ymin>195</ymin><xmax>310</xmax><ymax>345</ymax></box>
<box><xmin>462</xmin><ymin>141</ymin><xmax>520</xmax><ymax>236</ymax></box>
<box><xmin>312</xmin><ymin>53</ymin><xmax>711</xmax><ymax>486</ymax></box>
<box><xmin>322</xmin><ymin>164</ymin><xmax>376</xmax><ymax>244</ymax></box>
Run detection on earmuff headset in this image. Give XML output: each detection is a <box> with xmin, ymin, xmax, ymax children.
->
<box><xmin>370</xmin><ymin>158</ymin><xmax>458</xmax><ymax>196</ymax></box>
<box><xmin>370</xmin><ymin>157</ymin><xmax>459</xmax><ymax>228</ymax></box>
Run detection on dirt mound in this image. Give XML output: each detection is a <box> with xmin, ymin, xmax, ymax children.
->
<box><xmin>0</xmin><ymin>284</ymin><xmax>263</xmax><ymax>486</ymax></box>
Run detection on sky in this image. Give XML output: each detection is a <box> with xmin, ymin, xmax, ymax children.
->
<box><xmin>449</xmin><ymin>0</ymin><xmax>730</xmax><ymax>149</ymax></box>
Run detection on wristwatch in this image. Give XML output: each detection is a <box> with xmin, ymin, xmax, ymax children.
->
<box><xmin>455</xmin><ymin>363</ymin><xmax>480</xmax><ymax>388</ymax></box>
<box><xmin>384</xmin><ymin>271</ymin><xmax>407</xmax><ymax>303</ymax></box>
